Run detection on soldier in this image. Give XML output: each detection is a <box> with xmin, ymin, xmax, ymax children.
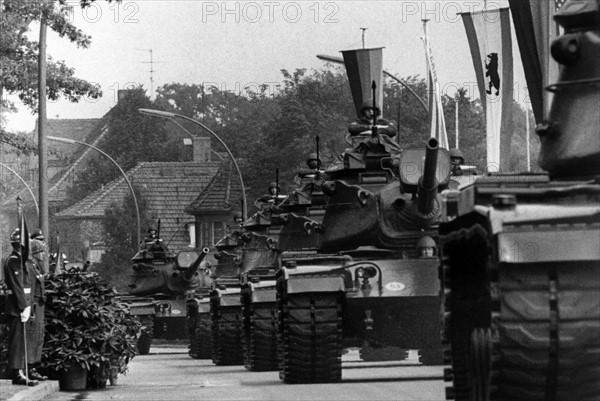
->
<box><xmin>3</xmin><ymin>228</ymin><xmax>38</xmax><ymax>386</ymax></box>
<box><xmin>416</xmin><ymin>236</ymin><xmax>437</xmax><ymax>258</ymax></box>
<box><xmin>449</xmin><ymin>148</ymin><xmax>465</xmax><ymax>176</ymax></box>
<box><xmin>306</xmin><ymin>153</ymin><xmax>321</xmax><ymax>170</ymax></box>
<box><xmin>26</xmin><ymin>239</ymin><xmax>48</xmax><ymax>381</ymax></box>
<box><xmin>348</xmin><ymin>98</ymin><xmax>398</xmax><ymax>138</ymax></box>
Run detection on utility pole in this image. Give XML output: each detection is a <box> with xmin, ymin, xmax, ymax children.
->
<box><xmin>38</xmin><ymin>2</ymin><xmax>49</xmax><ymax>272</ymax></box>
<box><xmin>455</xmin><ymin>98</ymin><xmax>460</xmax><ymax>149</ymax></box>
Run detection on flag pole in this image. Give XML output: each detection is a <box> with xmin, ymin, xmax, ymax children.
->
<box><xmin>526</xmin><ymin>108</ymin><xmax>531</xmax><ymax>171</ymax></box>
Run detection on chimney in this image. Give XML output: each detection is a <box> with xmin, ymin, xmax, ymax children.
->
<box><xmin>192</xmin><ymin>137</ymin><xmax>211</xmax><ymax>162</ymax></box>
<box><xmin>117</xmin><ymin>89</ymin><xmax>133</xmax><ymax>104</ymax></box>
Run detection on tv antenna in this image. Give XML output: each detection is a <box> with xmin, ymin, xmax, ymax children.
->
<box><xmin>136</xmin><ymin>48</ymin><xmax>166</xmax><ymax>97</ymax></box>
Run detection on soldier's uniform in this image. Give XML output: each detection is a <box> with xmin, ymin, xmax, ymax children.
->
<box><xmin>3</xmin><ymin>249</ymin><xmax>33</xmax><ymax>371</ymax></box>
<box><xmin>26</xmin><ymin>252</ymin><xmax>46</xmax><ymax>368</ymax></box>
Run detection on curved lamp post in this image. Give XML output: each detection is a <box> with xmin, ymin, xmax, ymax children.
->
<box><xmin>0</xmin><ymin>162</ymin><xmax>39</xmax><ymax>214</ymax></box>
<box><xmin>138</xmin><ymin>108</ymin><xmax>247</xmax><ymax>220</ymax></box>
<box><xmin>47</xmin><ymin>136</ymin><xmax>141</xmax><ymax>247</ymax></box>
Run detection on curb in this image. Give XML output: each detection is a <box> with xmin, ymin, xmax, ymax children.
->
<box><xmin>6</xmin><ymin>380</ymin><xmax>59</xmax><ymax>401</ymax></box>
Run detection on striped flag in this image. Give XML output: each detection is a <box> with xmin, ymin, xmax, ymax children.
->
<box><xmin>461</xmin><ymin>8</ymin><xmax>514</xmax><ymax>172</ymax></box>
<box><xmin>16</xmin><ymin>198</ymin><xmax>30</xmax><ymax>262</ymax></box>
<box><xmin>421</xmin><ymin>33</ymin><xmax>449</xmax><ymax>150</ymax></box>
<box><xmin>508</xmin><ymin>0</ymin><xmax>566</xmax><ymax>123</ymax></box>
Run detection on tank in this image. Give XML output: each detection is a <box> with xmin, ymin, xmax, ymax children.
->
<box><xmin>187</xmin><ymin>231</ymin><xmax>242</xmax><ymax>359</ymax></box>
<box><xmin>439</xmin><ymin>2</ymin><xmax>600</xmax><ymax>400</ymax></box>
<box><xmin>276</xmin><ymin>135</ymin><xmax>451</xmax><ymax>383</ymax></box>
<box><xmin>240</xmin><ymin>169</ymin><xmax>327</xmax><ymax>371</ymax></box>
<box><xmin>123</xmin><ymin>239</ymin><xmax>210</xmax><ymax>355</ymax></box>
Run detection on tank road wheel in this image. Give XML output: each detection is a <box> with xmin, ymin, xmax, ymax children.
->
<box><xmin>187</xmin><ymin>308</ymin><xmax>199</xmax><ymax>358</ymax></box>
<box><xmin>278</xmin><ymin>280</ymin><xmax>344</xmax><ymax>384</ymax></box>
<box><xmin>242</xmin><ymin>289</ymin><xmax>279</xmax><ymax>371</ymax></box>
<box><xmin>440</xmin><ymin>224</ymin><xmax>492</xmax><ymax>401</ymax></box>
<box><xmin>189</xmin><ymin>312</ymin><xmax>212</xmax><ymax>359</ymax></box>
<box><xmin>137</xmin><ymin>325</ymin><xmax>154</xmax><ymax>355</ymax></box>
<box><xmin>469</xmin><ymin>328</ymin><xmax>493</xmax><ymax>401</ymax></box>
<box><xmin>211</xmin><ymin>302</ymin><xmax>244</xmax><ymax>366</ymax></box>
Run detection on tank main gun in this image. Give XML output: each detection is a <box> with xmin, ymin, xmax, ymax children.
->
<box><xmin>180</xmin><ymin>247</ymin><xmax>210</xmax><ymax>283</ymax></box>
<box><xmin>417</xmin><ymin>138</ymin><xmax>440</xmax><ymax>215</ymax></box>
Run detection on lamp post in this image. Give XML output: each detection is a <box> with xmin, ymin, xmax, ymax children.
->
<box><xmin>47</xmin><ymin>136</ymin><xmax>141</xmax><ymax>246</ymax></box>
<box><xmin>0</xmin><ymin>162</ymin><xmax>39</xmax><ymax>214</ymax></box>
<box><xmin>138</xmin><ymin>108</ymin><xmax>247</xmax><ymax>220</ymax></box>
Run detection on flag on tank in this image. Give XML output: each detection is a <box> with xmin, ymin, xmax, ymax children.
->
<box><xmin>508</xmin><ymin>0</ymin><xmax>567</xmax><ymax>123</ymax></box>
<box><xmin>461</xmin><ymin>7</ymin><xmax>513</xmax><ymax>172</ymax></box>
<box><xmin>422</xmin><ymin>35</ymin><xmax>449</xmax><ymax>150</ymax></box>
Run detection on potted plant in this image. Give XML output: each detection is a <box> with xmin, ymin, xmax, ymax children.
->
<box><xmin>40</xmin><ymin>268</ymin><xmax>141</xmax><ymax>390</ymax></box>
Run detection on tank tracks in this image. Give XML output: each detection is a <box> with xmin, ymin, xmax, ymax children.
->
<box><xmin>241</xmin><ymin>290</ymin><xmax>279</xmax><ymax>371</ymax></box>
<box><xmin>188</xmin><ymin>311</ymin><xmax>212</xmax><ymax>359</ymax></box>
<box><xmin>277</xmin><ymin>278</ymin><xmax>344</xmax><ymax>383</ymax></box>
<box><xmin>441</xmin><ymin>224</ymin><xmax>600</xmax><ymax>401</ymax></box>
<box><xmin>211</xmin><ymin>303</ymin><xmax>244</xmax><ymax>365</ymax></box>
<box><xmin>137</xmin><ymin>319</ymin><xmax>154</xmax><ymax>356</ymax></box>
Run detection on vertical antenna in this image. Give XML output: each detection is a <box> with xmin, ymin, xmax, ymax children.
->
<box><xmin>315</xmin><ymin>135</ymin><xmax>321</xmax><ymax>170</ymax></box>
<box><xmin>138</xmin><ymin>48</ymin><xmax>165</xmax><ymax>98</ymax></box>
<box><xmin>455</xmin><ymin>98</ymin><xmax>460</xmax><ymax>149</ymax></box>
<box><xmin>360</xmin><ymin>28</ymin><xmax>367</xmax><ymax>48</ymax></box>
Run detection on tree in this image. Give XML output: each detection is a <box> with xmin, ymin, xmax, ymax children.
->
<box><xmin>91</xmin><ymin>187</ymin><xmax>151</xmax><ymax>292</ymax></box>
<box><xmin>67</xmin><ymin>88</ymin><xmax>181</xmax><ymax>205</ymax></box>
<box><xmin>0</xmin><ymin>0</ymin><xmax>115</xmax><ymax>143</ymax></box>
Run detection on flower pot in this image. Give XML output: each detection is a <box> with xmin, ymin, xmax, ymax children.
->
<box><xmin>58</xmin><ymin>365</ymin><xmax>88</xmax><ymax>391</ymax></box>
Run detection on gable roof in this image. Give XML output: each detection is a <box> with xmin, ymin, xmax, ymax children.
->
<box><xmin>56</xmin><ymin>161</ymin><xmax>222</xmax><ymax>252</ymax></box>
<box><xmin>186</xmin><ymin>163</ymin><xmax>242</xmax><ymax>215</ymax></box>
<box><xmin>1</xmin><ymin>117</ymin><xmax>109</xmax><ymax>209</ymax></box>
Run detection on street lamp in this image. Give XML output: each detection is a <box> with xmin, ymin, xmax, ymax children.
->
<box><xmin>47</xmin><ymin>136</ymin><xmax>141</xmax><ymax>247</ymax></box>
<box><xmin>0</xmin><ymin>162</ymin><xmax>40</xmax><ymax>214</ymax></box>
<box><xmin>138</xmin><ymin>108</ymin><xmax>247</xmax><ymax>220</ymax></box>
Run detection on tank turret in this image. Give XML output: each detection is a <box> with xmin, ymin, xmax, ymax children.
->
<box><xmin>537</xmin><ymin>0</ymin><xmax>600</xmax><ymax>177</ymax></box>
<box><xmin>128</xmin><ymin>247</ymin><xmax>210</xmax><ymax>296</ymax></box>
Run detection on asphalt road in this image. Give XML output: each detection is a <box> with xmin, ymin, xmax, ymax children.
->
<box><xmin>42</xmin><ymin>347</ymin><xmax>445</xmax><ymax>401</ymax></box>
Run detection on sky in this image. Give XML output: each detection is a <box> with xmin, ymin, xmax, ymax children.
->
<box><xmin>5</xmin><ymin>0</ymin><xmax>524</xmax><ymax>132</ymax></box>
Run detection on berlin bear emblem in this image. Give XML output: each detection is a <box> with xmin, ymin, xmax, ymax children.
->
<box><xmin>485</xmin><ymin>53</ymin><xmax>500</xmax><ymax>96</ymax></box>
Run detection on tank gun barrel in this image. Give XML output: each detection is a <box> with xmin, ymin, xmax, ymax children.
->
<box><xmin>182</xmin><ymin>247</ymin><xmax>210</xmax><ymax>282</ymax></box>
<box><xmin>417</xmin><ymin>138</ymin><xmax>439</xmax><ymax>215</ymax></box>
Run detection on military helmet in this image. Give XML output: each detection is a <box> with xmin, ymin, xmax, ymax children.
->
<box><xmin>416</xmin><ymin>236</ymin><xmax>436</xmax><ymax>250</ymax></box>
<box><xmin>30</xmin><ymin>239</ymin><xmax>46</xmax><ymax>255</ymax></box>
<box><xmin>360</xmin><ymin>98</ymin><xmax>381</xmax><ymax>116</ymax></box>
<box><xmin>449</xmin><ymin>148</ymin><xmax>465</xmax><ymax>163</ymax></box>
<box><xmin>10</xmin><ymin>228</ymin><xmax>22</xmax><ymax>244</ymax></box>
<box><xmin>30</xmin><ymin>228</ymin><xmax>45</xmax><ymax>242</ymax></box>
<box><xmin>307</xmin><ymin>153</ymin><xmax>319</xmax><ymax>161</ymax></box>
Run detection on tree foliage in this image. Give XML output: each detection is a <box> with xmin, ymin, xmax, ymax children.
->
<box><xmin>0</xmin><ymin>0</ymin><xmax>115</xmax><ymax>147</ymax></box>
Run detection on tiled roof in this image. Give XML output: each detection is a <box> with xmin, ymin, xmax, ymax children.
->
<box><xmin>36</xmin><ymin>118</ymin><xmax>105</xmax><ymax>160</ymax></box>
<box><xmin>186</xmin><ymin>163</ymin><xmax>243</xmax><ymax>215</ymax></box>
<box><xmin>56</xmin><ymin>161</ymin><xmax>222</xmax><ymax>252</ymax></box>
<box><xmin>1</xmin><ymin>118</ymin><xmax>108</xmax><ymax>208</ymax></box>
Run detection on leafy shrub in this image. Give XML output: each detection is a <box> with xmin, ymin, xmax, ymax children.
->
<box><xmin>41</xmin><ymin>268</ymin><xmax>141</xmax><ymax>387</ymax></box>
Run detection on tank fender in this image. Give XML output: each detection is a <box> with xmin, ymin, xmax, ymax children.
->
<box><xmin>284</xmin><ymin>273</ymin><xmax>345</xmax><ymax>294</ymax></box>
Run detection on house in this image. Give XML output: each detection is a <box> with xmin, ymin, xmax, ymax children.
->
<box><xmin>54</xmin><ymin>136</ymin><xmax>230</xmax><ymax>264</ymax></box>
<box><xmin>185</xmin><ymin>163</ymin><xmax>243</xmax><ymax>251</ymax></box>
